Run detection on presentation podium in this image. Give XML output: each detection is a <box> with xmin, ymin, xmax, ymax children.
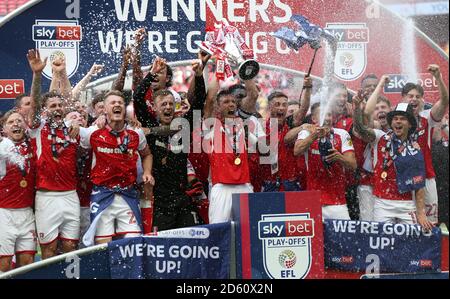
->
<box><xmin>232</xmin><ymin>191</ymin><xmax>324</xmax><ymax>279</ymax></box>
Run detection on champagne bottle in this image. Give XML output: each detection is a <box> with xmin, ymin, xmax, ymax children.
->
<box><xmin>319</xmin><ymin>137</ymin><xmax>333</xmax><ymax>168</ymax></box>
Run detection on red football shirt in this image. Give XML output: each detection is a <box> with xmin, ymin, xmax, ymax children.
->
<box><xmin>297</xmin><ymin>128</ymin><xmax>354</xmax><ymax>206</ymax></box>
<box><xmin>189</xmin><ymin>127</ymin><xmax>210</xmax><ymax>183</ymax></box>
<box><xmin>334</xmin><ymin>116</ymin><xmax>353</xmax><ymax>133</ymax></box>
<box><xmin>29</xmin><ymin>121</ymin><xmax>79</xmax><ymax>191</ymax></box>
<box><xmin>204</xmin><ymin>119</ymin><xmax>250</xmax><ymax>185</ymax></box>
<box><xmin>372</xmin><ymin>130</ymin><xmax>413</xmax><ymax>201</ymax></box>
<box><xmin>0</xmin><ymin>138</ymin><xmax>36</xmax><ymax>209</ymax></box>
<box><xmin>261</xmin><ymin>120</ymin><xmax>299</xmax><ymax>182</ymax></box>
<box><xmin>81</xmin><ymin>126</ymin><xmax>147</xmax><ymax>189</ymax></box>
<box><xmin>416</xmin><ymin>109</ymin><xmax>439</xmax><ymax>179</ymax></box>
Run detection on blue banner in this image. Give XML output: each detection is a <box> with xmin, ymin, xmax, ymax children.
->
<box><xmin>0</xmin><ymin>0</ymin><xmax>206</xmax><ymax>111</ymax></box>
<box><xmin>324</xmin><ymin>220</ymin><xmax>442</xmax><ymax>273</ymax></box>
<box><xmin>108</xmin><ymin>223</ymin><xmax>231</xmax><ymax>279</ymax></box>
<box><xmin>232</xmin><ymin>191</ymin><xmax>324</xmax><ymax>279</ymax></box>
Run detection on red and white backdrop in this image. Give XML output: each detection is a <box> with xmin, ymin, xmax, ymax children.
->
<box><xmin>206</xmin><ymin>0</ymin><xmax>449</xmax><ymax>105</ymax></box>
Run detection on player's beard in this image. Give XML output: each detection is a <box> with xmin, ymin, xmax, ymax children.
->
<box><xmin>48</xmin><ymin>112</ymin><xmax>64</xmax><ymax>129</ymax></box>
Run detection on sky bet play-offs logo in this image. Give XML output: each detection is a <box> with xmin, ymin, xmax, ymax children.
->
<box><xmin>325</xmin><ymin>23</ymin><xmax>369</xmax><ymax>81</ymax></box>
<box><xmin>258</xmin><ymin>213</ymin><xmax>314</xmax><ymax>279</ymax></box>
<box><xmin>32</xmin><ymin>20</ymin><xmax>82</xmax><ymax>80</ymax></box>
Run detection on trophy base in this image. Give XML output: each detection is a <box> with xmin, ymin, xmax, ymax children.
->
<box><xmin>238</xmin><ymin>59</ymin><xmax>260</xmax><ymax>80</ymax></box>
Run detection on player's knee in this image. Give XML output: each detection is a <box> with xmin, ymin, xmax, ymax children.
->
<box><xmin>61</xmin><ymin>240</ymin><xmax>78</xmax><ymax>253</ymax></box>
<box><xmin>16</xmin><ymin>254</ymin><xmax>34</xmax><ymax>267</ymax></box>
<box><xmin>0</xmin><ymin>257</ymin><xmax>12</xmax><ymax>272</ymax></box>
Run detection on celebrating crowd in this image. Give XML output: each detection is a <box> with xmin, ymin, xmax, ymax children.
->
<box><xmin>0</xmin><ymin>28</ymin><xmax>448</xmax><ymax>273</ymax></box>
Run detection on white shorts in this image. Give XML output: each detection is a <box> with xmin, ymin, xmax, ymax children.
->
<box><xmin>209</xmin><ymin>183</ymin><xmax>254</xmax><ymax>224</ymax></box>
<box><xmin>357</xmin><ymin>185</ymin><xmax>376</xmax><ymax>221</ymax></box>
<box><xmin>0</xmin><ymin>208</ymin><xmax>37</xmax><ymax>257</ymax></box>
<box><xmin>424</xmin><ymin>178</ymin><xmax>438</xmax><ymax>224</ymax></box>
<box><xmin>373</xmin><ymin>197</ymin><xmax>417</xmax><ymax>224</ymax></box>
<box><xmin>95</xmin><ymin>194</ymin><xmax>142</xmax><ymax>239</ymax></box>
<box><xmin>322</xmin><ymin>204</ymin><xmax>350</xmax><ymax>220</ymax></box>
<box><xmin>35</xmin><ymin>190</ymin><xmax>80</xmax><ymax>245</ymax></box>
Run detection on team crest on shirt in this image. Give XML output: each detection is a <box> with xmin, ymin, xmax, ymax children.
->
<box><xmin>346</xmin><ymin>136</ymin><xmax>353</xmax><ymax>147</ymax></box>
<box><xmin>258</xmin><ymin>213</ymin><xmax>314</xmax><ymax>279</ymax></box>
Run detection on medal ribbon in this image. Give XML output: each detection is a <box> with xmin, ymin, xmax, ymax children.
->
<box><xmin>382</xmin><ymin>131</ymin><xmax>420</xmax><ymax>173</ymax></box>
<box><xmin>221</xmin><ymin>123</ymin><xmax>244</xmax><ymax>158</ymax></box>
<box><xmin>15</xmin><ymin>140</ymin><xmax>30</xmax><ymax>177</ymax></box>
<box><xmin>106</xmin><ymin>123</ymin><xmax>129</xmax><ymax>154</ymax></box>
<box><xmin>50</xmin><ymin>123</ymin><xmax>71</xmax><ymax>158</ymax></box>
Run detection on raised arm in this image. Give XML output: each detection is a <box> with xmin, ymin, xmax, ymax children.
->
<box><xmin>186</xmin><ymin>52</ymin><xmax>211</xmax><ymax>106</ymax></box>
<box><xmin>203</xmin><ymin>74</ymin><xmax>220</xmax><ymax>119</ymax></box>
<box><xmin>353</xmin><ymin>93</ymin><xmax>376</xmax><ymax>143</ymax></box>
<box><xmin>131</xmin><ymin>28</ymin><xmax>146</xmax><ymax>90</ymax></box>
<box><xmin>133</xmin><ymin>57</ymin><xmax>166</xmax><ymax>128</ymax></box>
<box><xmin>112</xmin><ymin>46</ymin><xmax>131</xmax><ymax>92</ymax></box>
<box><xmin>428</xmin><ymin>64</ymin><xmax>449</xmax><ymax>121</ymax></box>
<box><xmin>365</xmin><ymin>75</ymin><xmax>390</xmax><ymax>118</ymax></box>
<box><xmin>49</xmin><ymin>57</ymin><xmax>72</xmax><ymax>102</ymax></box>
<box><xmin>72</xmin><ymin>63</ymin><xmax>104</xmax><ymax>101</ymax></box>
<box><xmin>239</xmin><ymin>79</ymin><xmax>259</xmax><ymax>115</ymax></box>
<box><xmin>292</xmin><ymin>76</ymin><xmax>312</xmax><ymax>127</ymax></box>
<box><xmin>26</xmin><ymin>49</ymin><xmax>47</xmax><ymax>126</ymax></box>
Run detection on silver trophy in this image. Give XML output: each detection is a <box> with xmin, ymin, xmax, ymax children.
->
<box><xmin>197</xmin><ymin>34</ymin><xmax>260</xmax><ymax>80</ymax></box>
<box><xmin>223</xmin><ymin>35</ymin><xmax>260</xmax><ymax>80</ymax></box>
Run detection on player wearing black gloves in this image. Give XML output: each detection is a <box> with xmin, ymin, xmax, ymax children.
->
<box><xmin>133</xmin><ymin>55</ymin><xmax>209</xmax><ymax>231</ymax></box>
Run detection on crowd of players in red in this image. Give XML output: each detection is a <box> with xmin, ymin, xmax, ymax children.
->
<box><xmin>0</xmin><ymin>28</ymin><xmax>448</xmax><ymax>272</ymax></box>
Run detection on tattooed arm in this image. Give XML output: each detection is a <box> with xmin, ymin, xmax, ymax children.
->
<box><xmin>353</xmin><ymin>94</ymin><xmax>376</xmax><ymax>143</ymax></box>
<box><xmin>292</xmin><ymin>76</ymin><xmax>312</xmax><ymax>127</ymax></box>
<box><xmin>26</xmin><ymin>49</ymin><xmax>47</xmax><ymax>127</ymax></box>
<box><xmin>112</xmin><ymin>46</ymin><xmax>131</xmax><ymax>92</ymax></box>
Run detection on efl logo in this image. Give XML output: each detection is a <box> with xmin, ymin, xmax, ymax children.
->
<box><xmin>33</xmin><ymin>25</ymin><xmax>82</xmax><ymax>41</ymax></box>
<box><xmin>0</xmin><ymin>79</ymin><xmax>24</xmax><ymax>99</ymax></box>
<box><xmin>325</xmin><ymin>23</ymin><xmax>369</xmax><ymax>81</ymax></box>
<box><xmin>157</xmin><ymin>227</ymin><xmax>210</xmax><ymax>239</ymax></box>
<box><xmin>259</xmin><ymin>213</ymin><xmax>315</xmax><ymax>279</ymax></box>
<box><xmin>384</xmin><ymin>73</ymin><xmax>439</xmax><ymax>93</ymax></box>
<box><xmin>259</xmin><ymin>219</ymin><xmax>314</xmax><ymax>239</ymax></box>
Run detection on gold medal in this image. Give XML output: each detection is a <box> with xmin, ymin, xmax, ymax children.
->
<box><xmin>20</xmin><ymin>179</ymin><xmax>28</xmax><ymax>188</ymax></box>
<box><xmin>381</xmin><ymin>171</ymin><xmax>387</xmax><ymax>180</ymax></box>
<box><xmin>234</xmin><ymin>157</ymin><xmax>241</xmax><ymax>166</ymax></box>
<box><xmin>161</xmin><ymin>156</ymin><xmax>167</xmax><ymax>165</ymax></box>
